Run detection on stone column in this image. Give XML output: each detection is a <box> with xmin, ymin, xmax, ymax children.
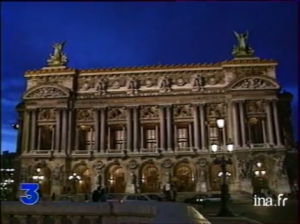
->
<box><xmin>199</xmin><ymin>104</ymin><xmax>206</xmax><ymax>149</ymax></box>
<box><xmin>30</xmin><ymin>110</ymin><xmax>37</xmax><ymax>151</ymax></box>
<box><xmin>61</xmin><ymin>109</ymin><xmax>68</xmax><ymax>152</ymax></box>
<box><xmin>140</xmin><ymin>126</ymin><xmax>144</xmax><ymax>149</ymax></box>
<box><xmin>133</xmin><ymin>106</ymin><xmax>139</xmax><ymax>152</ymax></box>
<box><xmin>75</xmin><ymin>127</ymin><xmax>80</xmax><ymax>150</ymax></box>
<box><xmin>51</xmin><ymin>126</ymin><xmax>56</xmax><ymax>150</ymax></box>
<box><xmin>166</xmin><ymin>105</ymin><xmax>172</xmax><ymax>151</ymax></box>
<box><xmin>22</xmin><ymin>110</ymin><xmax>31</xmax><ymax>152</ymax></box>
<box><xmin>55</xmin><ymin>109</ymin><xmax>62</xmax><ymax>151</ymax></box>
<box><xmin>94</xmin><ymin>109</ymin><xmax>100</xmax><ymax>152</ymax></box>
<box><xmin>272</xmin><ymin>100</ymin><xmax>281</xmax><ymax>145</ymax></box>
<box><xmin>123</xmin><ymin>125</ymin><xmax>126</xmax><ymax>150</ymax></box>
<box><xmin>126</xmin><ymin>107</ymin><xmax>133</xmax><ymax>150</ymax></box>
<box><xmin>238</xmin><ymin>102</ymin><xmax>246</xmax><ymax>147</ymax></box>
<box><xmin>37</xmin><ymin>126</ymin><xmax>42</xmax><ymax>150</ymax></box>
<box><xmin>226</xmin><ymin>101</ymin><xmax>233</xmax><ymax>140</ymax></box>
<box><xmin>90</xmin><ymin>126</ymin><xmax>94</xmax><ymax>150</ymax></box>
<box><xmin>100</xmin><ymin>108</ymin><xmax>106</xmax><ymax>152</ymax></box>
<box><xmin>262</xmin><ymin>118</ymin><xmax>267</xmax><ymax>144</ymax></box>
<box><xmin>192</xmin><ymin>105</ymin><xmax>200</xmax><ymax>150</ymax></box>
<box><xmin>159</xmin><ymin>106</ymin><xmax>166</xmax><ymax>150</ymax></box>
<box><xmin>188</xmin><ymin>123</ymin><xmax>192</xmax><ymax>148</ymax></box>
<box><xmin>265</xmin><ymin>100</ymin><xmax>274</xmax><ymax>145</ymax></box>
<box><xmin>67</xmin><ymin>109</ymin><xmax>73</xmax><ymax>155</ymax></box>
<box><xmin>107</xmin><ymin>126</ymin><xmax>111</xmax><ymax>149</ymax></box>
<box><xmin>232</xmin><ymin>102</ymin><xmax>239</xmax><ymax>147</ymax></box>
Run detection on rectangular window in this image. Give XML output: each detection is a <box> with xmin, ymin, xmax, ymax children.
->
<box><xmin>113</xmin><ymin>129</ymin><xmax>126</xmax><ymax>150</ymax></box>
<box><xmin>177</xmin><ymin>127</ymin><xmax>189</xmax><ymax>148</ymax></box>
<box><xmin>145</xmin><ymin>128</ymin><xmax>157</xmax><ymax>149</ymax></box>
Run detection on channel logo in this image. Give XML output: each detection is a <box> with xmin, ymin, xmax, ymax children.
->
<box><xmin>19</xmin><ymin>183</ymin><xmax>40</xmax><ymax>205</ymax></box>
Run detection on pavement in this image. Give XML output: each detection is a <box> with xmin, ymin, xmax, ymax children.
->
<box><xmin>197</xmin><ymin>200</ymin><xmax>298</xmax><ymax>224</ymax></box>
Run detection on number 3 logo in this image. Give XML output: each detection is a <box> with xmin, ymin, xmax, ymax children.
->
<box><xmin>20</xmin><ymin>183</ymin><xmax>40</xmax><ymax>205</ymax></box>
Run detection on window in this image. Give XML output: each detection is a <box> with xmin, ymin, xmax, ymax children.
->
<box><xmin>145</xmin><ymin>128</ymin><xmax>157</xmax><ymax>149</ymax></box>
<box><xmin>79</xmin><ymin>129</ymin><xmax>91</xmax><ymax>150</ymax></box>
<box><xmin>40</xmin><ymin>126</ymin><xmax>54</xmax><ymax>150</ymax></box>
<box><xmin>177</xmin><ymin>127</ymin><xmax>189</xmax><ymax>148</ymax></box>
<box><xmin>113</xmin><ymin>129</ymin><xmax>125</xmax><ymax>150</ymax></box>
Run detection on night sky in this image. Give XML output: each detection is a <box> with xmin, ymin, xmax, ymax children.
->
<box><xmin>1</xmin><ymin>2</ymin><xmax>298</xmax><ymax>152</ymax></box>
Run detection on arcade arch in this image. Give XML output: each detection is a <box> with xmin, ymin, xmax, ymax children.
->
<box><xmin>140</xmin><ymin>163</ymin><xmax>160</xmax><ymax>193</ymax></box>
<box><xmin>105</xmin><ymin>164</ymin><xmax>125</xmax><ymax>193</ymax></box>
<box><xmin>71</xmin><ymin>164</ymin><xmax>91</xmax><ymax>194</ymax></box>
<box><xmin>31</xmin><ymin>164</ymin><xmax>51</xmax><ymax>196</ymax></box>
<box><xmin>173</xmin><ymin>162</ymin><xmax>195</xmax><ymax>192</ymax></box>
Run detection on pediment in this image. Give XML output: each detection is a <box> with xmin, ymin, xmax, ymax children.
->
<box><xmin>23</xmin><ymin>84</ymin><xmax>70</xmax><ymax>99</ymax></box>
<box><xmin>230</xmin><ymin>77</ymin><xmax>279</xmax><ymax>90</ymax></box>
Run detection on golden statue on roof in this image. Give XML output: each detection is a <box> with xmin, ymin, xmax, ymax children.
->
<box><xmin>232</xmin><ymin>31</ymin><xmax>254</xmax><ymax>57</ymax></box>
<box><xmin>46</xmin><ymin>42</ymin><xmax>68</xmax><ymax>67</ymax></box>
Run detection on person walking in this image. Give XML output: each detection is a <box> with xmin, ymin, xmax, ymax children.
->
<box><xmin>92</xmin><ymin>186</ymin><xmax>101</xmax><ymax>202</ymax></box>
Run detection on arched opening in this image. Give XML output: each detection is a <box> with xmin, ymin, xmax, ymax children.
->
<box><xmin>140</xmin><ymin>164</ymin><xmax>160</xmax><ymax>193</ymax></box>
<box><xmin>174</xmin><ymin>163</ymin><xmax>195</xmax><ymax>192</ymax></box>
<box><xmin>31</xmin><ymin>166</ymin><xmax>51</xmax><ymax>197</ymax></box>
<box><xmin>210</xmin><ymin>164</ymin><xmax>234</xmax><ymax>191</ymax></box>
<box><xmin>71</xmin><ymin>164</ymin><xmax>91</xmax><ymax>194</ymax></box>
<box><xmin>106</xmin><ymin>165</ymin><xmax>125</xmax><ymax>193</ymax></box>
<box><xmin>251</xmin><ymin>160</ymin><xmax>270</xmax><ymax>194</ymax></box>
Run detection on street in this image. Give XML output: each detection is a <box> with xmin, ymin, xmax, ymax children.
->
<box><xmin>198</xmin><ymin>200</ymin><xmax>297</xmax><ymax>224</ymax></box>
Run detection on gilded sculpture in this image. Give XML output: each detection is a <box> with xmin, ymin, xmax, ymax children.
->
<box><xmin>192</xmin><ymin>74</ymin><xmax>204</xmax><ymax>91</ymax></box>
<box><xmin>46</xmin><ymin>42</ymin><xmax>68</xmax><ymax>67</ymax></box>
<box><xmin>159</xmin><ymin>76</ymin><xmax>171</xmax><ymax>92</ymax></box>
<box><xmin>232</xmin><ymin>31</ymin><xmax>254</xmax><ymax>57</ymax></box>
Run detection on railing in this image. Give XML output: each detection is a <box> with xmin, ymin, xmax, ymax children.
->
<box><xmin>1</xmin><ymin>201</ymin><xmax>211</xmax><ymax>224</ymax></box>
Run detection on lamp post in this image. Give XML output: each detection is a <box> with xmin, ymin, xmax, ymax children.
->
<box><xmin>68</xmin><ymin>173</ymin><xmax>81</xmax><ymax>193</ymax></box>
<box><xmin>211</xmin><ymin>117</ymin><xmax>235</xmax><ymax>217</ymax></box>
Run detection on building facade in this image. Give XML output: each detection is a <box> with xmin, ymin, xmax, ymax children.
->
<box><xmin>15</xmin><ymin>37</ymin><xmax>293</xmax><ymax>196</ymax></box>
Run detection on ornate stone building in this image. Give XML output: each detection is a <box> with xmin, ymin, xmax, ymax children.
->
<box><xmin>15</xmin><ymin>35</ymin><xmax>293</xmax><ymax>196</ymax></box>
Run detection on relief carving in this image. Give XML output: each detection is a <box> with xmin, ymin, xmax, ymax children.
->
<box><xmin>158</xmin><ymin>76</ymin><xmax>171</xmax><ymax>92</ymax></box>
<box><xmin>232</xmin><ymin>78</ymin><xmax>276</xmax><ymax>89</ymax></box>
<box><xmin>107</xmin><ymin>107</ymin><xmax>126</xmax><ymax>120</ymax></box>
<box><xmin>126</xmin><ymin>78</ymin><xmax>139</xmax><ymax>94</ymax></box>
<box><xmin>95</xmin><ymin>79</ymin><xmax>107</xmax><ymax>95</ymax></box>
<box><xmin>76</xmin><ymin>109</ymin><xmax>93</xmax><ymax>121</ymax></box>
<box><xmin>173</xmin><ymin>105</ymin><xmax>192</xmax><ymax>118</ymax></box>
<box><xmin>206</xmin><ymin>73</ymin><xmax>224</xmax><ymax>85</ymax></box>
<box><xmin>127</xmin><ymin>159</ymin><xmax>138</xmax><ymax>170</ymax></box>
<box><xmin>246</xmin><ymin>100</ymin><xmax>265</xmax><ymax>113</ymax></box>
<box><xmin>140</xmin><ymin>106</ymin><xmax>159</xmax><ymax>119</ymax></box>
<box><xmin>144</xmin><ymin>78</ymin><xmax>154</xmax><ymax>88</ymax></box>
<box><xmin>192</xmin><ymin>74</ymin><xmax>205</xmax><ymax>91</ymax></box>
<box><xmin>176</xmin><ymin>77</ymin><xmax>186</xmax><ymax>86</ymax></box>
<box><xmin>52</xmin><ymin>164</ymin><xmax>63</xmax><ymax>185</ymax></box>
<box><xmin>161</xmin><ymin>159</ymin><xmax>173</xmax><ymax>169</ymax></box>
<box><xmin>238</xmin><ymin>158</ymin><xmax>253</xmax><ymax>180</ymax></box>
<box><xmin>81</xmin><ymin>82</ymin><xmax>90</xmax><ymax>91</ymax></box>
<box><xmin>206</xmin><ymin>103</ymin><xmax>226</xmax><ymax>117</ymax></box>
<box><xmin>26</xmin><ymin>87</ymin><xmax>68</xmax><ymax>99</ymax></box>
<box><xmin>93</xmin><ymin>160</ymin><xmax>105</xmax><ymax>174</ymax></box>
<box><xmin>38</xmin><ymin>109</ymin><xmax>56</xmax><ymax>121</ymax></box>
<box><xmin>110</xmin><ymin>80</ymin><xmax>121</xmax><ymax>89</ymax></box>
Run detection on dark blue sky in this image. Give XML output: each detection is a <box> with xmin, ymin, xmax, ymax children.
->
<box><xmin>1</xmin><ymin>2</ymin><xmax>298</xmax><ymax>152</ymax></box>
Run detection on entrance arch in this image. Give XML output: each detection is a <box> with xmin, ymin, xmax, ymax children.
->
<box><xmin>174</xmin><ymin>163</ymin><xmax>195</xmax><ymax>192</ymax></box>
<box><xmin>72</xmin><ymin>164</ymin><xmax>91</xmax><ymax>194</ymax></box>
<box><xmin>140</xmin><ymin>163</ymin><xmax>160</xmax><ymax>193</ymax></box>
<box><xmin>31</xmin><ymin>163</ymin><xmax>52</xmax><ymax>196</ymax></box>
<box><xmin>106</xmin><ymin>165</ymin><xmax>125</xmax><ymax>193</ymax></box>
<box><xmin>210</xmin><ymin>164</ymin><xmax>234</xmax><ymax>191</ymax></box>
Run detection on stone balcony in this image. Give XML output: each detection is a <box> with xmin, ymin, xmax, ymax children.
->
<box><xmin>1</xmin><ymin>201</ymin><xmax>211</xmax><ymax>224</ymax></box>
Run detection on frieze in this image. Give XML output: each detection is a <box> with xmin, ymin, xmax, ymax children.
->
<box><xmin>140</xmin><ymin>106</ymin><xmax>159</xmax><ymax>119</ymax></box>
<box><xmin>173</xmin><ymin>104</ymin><xmax>192</xmax><ymax>118</ymax></box>
<box><xmin>38</xmin><ymin>109</ymin><xmax>56</xmax><ymax>121</ymax></box>
<box><xmin>76</xmin><ymin>109</ymin><xmax>93</xmax><ymax>121</ymax></box>
<box><xmin>246</xmin><ymin>100</ymin><xmax>265</xmax><ymax>113</ymax></box>
<box><xmin>231</xmin><ymin>78</ymin><xmax>278</xmax><ymax>90</ymax></box>
<box><xmin>228</xmin><ymin>67</ymin><xmax>268</xmax><ymax>77</ymax></box>
<box><xmin>24</xmin><ymin>87</ymin><xmax>69</xmax><ymax>99</ymax></box>
<box><xmin>206</xmin><ymin>103</ymin><xmax>226</xmax><ymax>117</ymax></box>
<box><xmin>107</xmin><ymin>107</ymin><xmax>126</xmax><ymax>120</ymax></box>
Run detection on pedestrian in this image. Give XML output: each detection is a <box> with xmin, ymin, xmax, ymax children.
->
<box><xmin>92</xmin><ymin>186</ymin><xmax>101</xmax><ymax>202</ymax></box>
<box><xmin>163</xmin><ymin>182</ymin><xmax>172</xmax><ymax>201</ymax></box>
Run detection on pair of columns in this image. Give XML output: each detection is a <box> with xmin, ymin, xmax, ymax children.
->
<box><xmin>232</xmin><ymin>100</ymin><xmax>281</xmax><ymax>147</ymax></box>
<box><xmin>22</xmin><ymin>108</ymin><xmax>68</xmax><ymax>153</ymax></box>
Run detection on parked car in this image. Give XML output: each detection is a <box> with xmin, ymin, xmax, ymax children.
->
<box><xmin>146</xmin><ymin>194</ymin><xmax>164</xmax><ymax>201</ymax></box>
<box><xmin>184</xmin><ymin>194</ymin><xmax>232</xmax><ymax>205</ymax></box>
<box><xmin>121</xmin><ymin>194</ymin><xmax>152</xmax><ymax>202</ymax></box>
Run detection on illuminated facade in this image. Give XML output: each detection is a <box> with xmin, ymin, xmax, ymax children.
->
<box><xmin>15</xmin><ymin>42</ymin><xmax>294</xmax><ymax>197</ymax></box>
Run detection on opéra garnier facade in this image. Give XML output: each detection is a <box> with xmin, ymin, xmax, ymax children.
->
<box><xmin>15</xmin><ymin>34</ymin><xmax>292</xmax><ymax>196</ymax></box>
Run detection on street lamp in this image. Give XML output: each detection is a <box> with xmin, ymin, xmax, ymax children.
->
<box><xmin>32</xmin><ymin>168</ymin><xmax>44</xmax><ymax>183</ymax></box>
<box><xmin>211</xmin><ymin>117</ymin><xmax>235</xmax><ymax>217</ymax></box>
